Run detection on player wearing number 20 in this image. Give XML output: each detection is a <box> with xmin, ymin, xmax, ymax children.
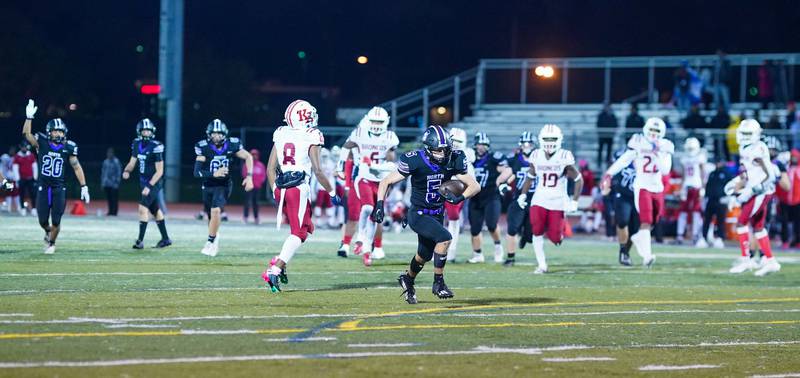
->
<box><xmin>21</xmin><ymin>99</ymin><xmax>90</xmax><ymax>255</ymax></box>
<box><xmin>603</xmin><ymin>117</ymin><xmax>674</xmax><ymax>268</ymax></box>
<box><xmin>516</xmin><ymin>124</ymin><xmax>582</xmax><ymax>274</ymax></box>
<box><xmin>263</xmin><ymin>100</ymin><xmax>340</xmax><ymax>292</ymax></box>
<box><xmin>371</xmin><ymin>125</ymin><xmax>480</xmax><ymax>304</ymax></box>
<box><xmin>194</xmin><ymin>119</ymin><xmax>254</xmax><ymax>257</ymax></box>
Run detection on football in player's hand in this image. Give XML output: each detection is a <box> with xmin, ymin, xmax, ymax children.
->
<box><xmin>438</xmin><ymin>180</ymin><xmax>466</xmax><ymax>197</ymax></box>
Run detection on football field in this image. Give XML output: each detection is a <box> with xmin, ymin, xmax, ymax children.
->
<box><xmin>1</xmin><ymin>215</ymin><xmax>799</xmax><ymax>377</ymax></box>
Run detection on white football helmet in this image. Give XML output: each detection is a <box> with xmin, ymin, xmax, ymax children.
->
<box><xmin>360</xmin><ymin>106</ymin><xmax>390</xmax><ymax>136</ymax></box>
<box><xmin>284</xmin><ymin>99</ymin><xmax>318</xmax><ymax>129</ymax></box>
<box><xmin>643</xmin><ymin>117</ymin><xmax>666</xmax><ymax>143</ymax></box>
<box><xmin>449</xmin><ymin>127</ymin><xmax>467</xmax><ymax>151</ymax></box>
<box><xmin>684</xmin><ymin>137</ymin><xmax>701</xmax><ymax>156</ymax></box>
<box><xmin>538</xmin><ymin>124</ymin><xmax>563</xmax><ymax>154</ymax></box>
<box><xmin>736</xmin><ymin>119</ymin><xmax>762</xmax><ymax>146</ymax></box>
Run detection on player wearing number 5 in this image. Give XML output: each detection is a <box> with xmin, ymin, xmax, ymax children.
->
<box><xmin>21</xmin><ymin>99</ymin><xmax>90</xmax><ymax>255</ymax></box>
<box><xmin>602</xmin><ymin>118</ymin><xmax>674</xmax><ymax>268</ymax></box>
<box><xmin>122</xmin><ymin>119</ymin><xmax>172</xmax><ymax>250</ymax></box>
<box><xmin>372</xmin><ymin>125</ymin><xmax>480</xmax><ymax>304</ymax></box>
<box><xmin>194</xmin><ymin>119</ymin><xmax>254</xmax><ymax>257</ymax></box>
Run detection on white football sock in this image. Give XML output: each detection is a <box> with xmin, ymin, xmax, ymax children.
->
<box><xmin>676</xmin><ymin>213</ymin><xmax>687</xmax><ymax>240</ymax></box>
<box><xmin>326</xmin><ymin>207</ymin><xmax>336</xmax><ymax>228</ymax></box>
<box><xmin>532</xmin><ymin>235</ymin><xmax>547</xmax><ymax>267</ymax></box>
<box><xmin>359</xmin><ymin>205</ymin><xmax>375</xmax><ymax>250</ymax></box>
<box><xmin>630</xmin><ymin>230</ymin><xmax>653</xmax><ymax>259</ymax></box>
<box><xmin>277</xmin><ymin>235</ymin><xmax>303</xmax><ymax>265</ymax></box>
<box><xmin>692</xmin><ymin>212</ymin><xmax>703</xmax><ymax>240</ymax></box>
<box><xmin>447</xmin><ymin>220</ymin><xmax>460</xmax><ymax>260</ymax></box>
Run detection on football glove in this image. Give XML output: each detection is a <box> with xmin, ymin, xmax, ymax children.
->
<box><xmin>516</xmin><ymin>194</ymin><xmax>528</xmax><ymax>209</ymax></box>
<box><xmin>25</xmin><ymin>99</ymin><xmax>38</xmax><ymax>119</ymax></box>
<box><xmin>330</xmin><ymin>190</ymin><xmax>342</xmax><ymax>206</ymax></box>
<box><xmin>498</xmin><ymin>183</ymin><xmax>511</xmax><ymax>196</ymax></box>
<box><xmin>443</xmin><ymin>191</ymin><xmax>465</xmax><ymax>204</ymax></box>
<box><xmin>566</xmin><ymin>199</ymin><xmax>579</xmax><ymax>213</ymax></box>
<box><xmin>371</xmin><ymin>200</ymin><xmax>385</xmax><ymax>223</ymax></box>
<box><xmin>80</xmin><ymin>185</ymin><xmax>90</xmax><ymax>204</ymax></box>
<box><xmin>1</xmin><ymin>179</ymin><xmax>13</xmax><ymax>191</ymax></box>
<box><xmin>751</xmin><ymin>184</ymin><xmax>765</xmax><ymax>196</ymax></box>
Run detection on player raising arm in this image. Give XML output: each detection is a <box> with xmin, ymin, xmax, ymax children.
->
<box><xmin>371</xmin><ymin>125</ymin><xmax>480</xmax><ymax>304</ymax></box>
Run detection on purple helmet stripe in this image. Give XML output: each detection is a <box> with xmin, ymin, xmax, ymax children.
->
<box><xmin>433</xmin><ymin>125</ymin><xmax>445</xmax><ymax>146</ymax></box>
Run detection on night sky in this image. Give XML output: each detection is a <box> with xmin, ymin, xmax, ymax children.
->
<box><xmin>0</xmin><ymin>0</ymin><xmax>797</xmax><ymax>141</ymax></box>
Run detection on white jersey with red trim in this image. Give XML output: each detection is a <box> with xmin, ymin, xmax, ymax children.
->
<box><xmin>529</xmin><ymin>148</ymin><xmax>575</xmax><ymax>211</ymax></box>
<box><xmin>348</xmin><ymin>128</ymin><xmax>399</xmax><ymax>182</ymax></box>
<box><xmin>680</xmin><ymin>151</ymin><xmax>707</xmax><ymax>189</ymax></box>
<box><xmin>739</xmin><ymin>141</ymin><xmax>775</xmax><ymax>194</ymax></box>
<box><xmin>272</xmin><ymin>126</ymin><xmax>325</xmax><ymax>178</ymax></box>
<box><xmin>625</xmin><ymin>133</ymin><xmax>673</xmax><ymax>193</ymax></box>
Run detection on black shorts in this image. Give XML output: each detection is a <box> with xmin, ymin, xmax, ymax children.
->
<box><xmin>408</xmin><ymin>207</ymin><xmax>452</xmax><ymax>261</ymax></box>
<box><xmin>506</xmin><ymin>199</ymin><xmax>529</xmax><ymax>237</ymax></box>
<box><xmin>203</xmin><ymin>184</ymin><xmax>232</xmax><ymax>213</ymax></box>
<box><xmin>614</xmin><ymin>195</ymin><xmax>640</xmax><ymax>235</ymax></box>
<box><xmin>18</xmin><ymin>179</ymin><xmax>36</xmax><ymax>205</ymax></box>
<box><xmin>468</xmin><ymin>194</ymin><xmax>501</xmax><ymax>235</ymax></box>
<box><xmin>36</xmin><ymin>185</ymin><xmax>66</xmax><ymax>226</ymax></box>
<box><xmin>140</xmin><ymin>183</ymin><xmax>163</xmax><ymax>215</ymax></box>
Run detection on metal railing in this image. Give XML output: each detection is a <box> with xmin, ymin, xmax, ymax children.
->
<box><xmin>374</xmin><ymin>52</ymin><xmax>800</xmax><ymax>129</ymax></box>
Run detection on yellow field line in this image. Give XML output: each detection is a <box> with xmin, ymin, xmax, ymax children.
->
<box><xmin>337</xmin><ymin>297</ymin><xmax>800</xmax><ymax>330</ymax></box>
<box><xmin>1</xmin><ymin>320</ymin><xmax>798</xmax><ymax>340</ymax></box>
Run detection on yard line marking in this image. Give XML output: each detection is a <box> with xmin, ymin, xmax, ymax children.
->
<box><xmin>0</xmin><ymin>313</ymin><xmax>32</xmax><ymax>317</ymax></box>
<box><xmin>658</xmin><ymin>253</ymin><xmax>800</xmax><ymax>263</ymax></box>
<box><xmin>448</xmin><ymin>309</ymin><xmax>800</xmax><ymax>317</ymax></box>
<box><xmin>103</xmin><ymin>324</ymin><xmax>177</xmax><ymax>329</ymax></box>
<box><xmin>348</xmin><ymin>343</ymin><xmax>423</xmax><ymax>348</ymax></box>
<box><xmin>0</xmin><ymin>314</ymin><xmax>367</xmax><ymax>324</ymax></box>
<box><xmin>639</xmin><ymin>364</ymin><xmax>721</xmax><ymax>371</ymax></box>
<box><xmin>0</xmin><ymin>328</ymin><xmax>303</xmax><ymax>340</ymax></box>
<box><xmin>264</xmin><ymin>337</ymin><xmax>336</xmax><ymax>342</ymax></box>
<box><xmin>542</xmin><ymin>357</ymin><xmax>616</xmax><ymax>362</ymax></box>
<box><xmin>751</xmin><ymin>374</ymin><xmax>800</xmax><ymax>378</ymax></box>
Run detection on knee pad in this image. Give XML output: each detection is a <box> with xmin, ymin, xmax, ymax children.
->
<box><xmin>487</xmin><ymin>226</ymin><xmax>497</xmax><ymax>233</ymax></box>
<box><xmin>418</xmin><ymin>247</ymin><xmax>434</xmax><ymax>262</ymax></box>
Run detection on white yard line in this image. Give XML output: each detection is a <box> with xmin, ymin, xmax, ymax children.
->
<box><xmin>639</xmin><ymin>364</ymin><xmax>721</xmax><ymax>371</ymax></box>
<box><xmin>659</xmin><ymin>253</ymin><xmax>800</xmax><ymax>263</ymax></box>
<box><xmin>104</xmin><ymin>324</ymin><xmax>177</xmax><ymax>329</ymax></box>
<box><xmin>0</xmin><ymin>313</ymin><xmax>32</xmax><ymax>317</ymax></box>
<box><xmin>263</xmin><ymin>337</ymin><xmax>336</xmax><ymax>342</ymax></box>
<box><xmin>347</xmin><ymin>343</ymin><xmax>423</xmax><ymax>348</ymax></box>
<box><xmin>542</xmin><ymin>357</ymin><xmax>616</xmax><ymax>362</ymax></box>
<box><xmin>751</xmin><ymin>374</ymin><xmax>800</xmax><ymax>378</ymax></box>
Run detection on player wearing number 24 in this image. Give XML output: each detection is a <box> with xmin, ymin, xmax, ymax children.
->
<box><xmin>372</xmin><ymin>125</ymin><xmax>480</xmax><ymax>304</ymax></box>
<box><xmin>22</xmin><ymin>99</ymin><xmax>90</xmax><ymax>255</ymax></box>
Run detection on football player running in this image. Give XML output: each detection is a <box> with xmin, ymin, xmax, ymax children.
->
<box><xmin>263</xmin><ymin>100</ymin><xmax>340</xmax><ymax>292</ymax></box>
<box><xmin>517</xmin><ymin>125</ymin><xmax>582</xmax><ymax>273</ymax></box>
<box><xmin>676</xmin><ymin>137</ymin><xmax>707</xmax><ymax>246</ymax></box>
<box><xmin>338</xmin><ymin>107</ymin><xmax>398</xmax><ymax>266</ymax></box>
<box><xmin>725</xmin><ymin>119</ymin><xmax>780</xmax><ymax>276</ymax></box>
<box><xmin>21</xmin><ymin>99</ymin><xmax>90</xmax><ymax>254</ymax></box>
<box><xmin>603</xmin><ymin>118</ymin><xmax>674</xmax><ymax>267</ymax></box>
<box><xmin>604</xmin><ymin>149</ymin><xmax>639</xmax><ymax>266</ymax></box>
<box><xmin>468</xmin><ymin>132</ymin><xmax>513</xmax><ymax>263</ymax></box>
<box><xmin>121</xmin><ymin>119</ymin><xmax>172</xmax><ymax>249</ymax></box>
<box><xmin>372</xmin><ymin>125</ymin><xmax>480</xmax><ymax>304</ymax></box>
<box><xmin>503</xmin><ymin>131</ymin><xmax>536</xmax><ymax>267</ymax></box>
<box><xmin>444</xmin><ymin>127</ymin><xmax>475</xmax><ymax>262</ymax></box>
<box><xmin>194</xmin><ymin>119</ymin><xmax>254</xmax><ymax>256</ymax></box>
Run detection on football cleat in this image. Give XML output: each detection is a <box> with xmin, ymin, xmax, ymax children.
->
<box><xmin>729</xmin><ymin>256</ymin><xmax>758</xmax><ymax>273</ymax></box>
<box><xmin>502</xmin><ymin>258</ymin><xmax>515</xmax><ymax>267</ymax></box>
<box><xmin>132</xmin><ymin>240</ymin><xmax>144</xmax><ymax>249</ymax></box>
<box><xmin>155</xmin><ymin>239</ymin><xmax>172</xmax><ymax>248</ymax></box>
<box><xmin>262</xmin><ymin>259</ymin><xmax>284</xmax><ymax>292</ymax></box>
<box><xmin>493</xmin><ymin>248</ymin><xmax>504</xmax><ymax>263</ymax></box>
<box><xmin>336</xmin><ymin>242</ymin><xmax>349</xmax><ymax>258</ymax></box>
<box><xmin>372</xmin><ymin>247</ymin><xmax>385</xmax><ymax>259</ymax></box>
<box><xmin>353</xmin><ymin>241</ymin><xmax>364</xmax><ymax>255</ymax></box>
<box><xmin>397</xmin><ymin>274</ymin><xmax>417</xmax><ymax>304</ymax></box>
<box><xmin>467</xmin><ymin>252</ymin><xmax>485</xmax><ymax>264</ymax></box>
<box><xmin>533</xmin><ymin>265</ymin><xmax>548</xmax><ymax>274</ymax></box>
<box><xmin>712</xmin><ymin>238</ymin><xmax>725</xmax><ymax>249</ymax></box>
<box><xmin>643</xmin><ymin>255</ymin><xmax>656</xmax><ymax>268</ymax></box>
<box><xmin>362</xmin><ymin>252</ymin><xmax>372</xmax><ymax>267</ymax></box>
<box><xmin>694</xmin><ymin>238</ymin><xmax>709</xmax><ymax>248</ymax></box>
<box><xmin>43</xmin><ymin>244</ymin><xmax>55</xmax><ymax>255</ymax></box>
<box><xmin>201</xmin><ymin>241</ymin><xmax>218</xmax><ymax>257</ymax></box>
<box><xmin>754</xmin><ymin>257</ymin><xmax>780</xmax><ymax>276</ymax></box>
<box><xmin>432</xmin><ymin>280</ymin><xmax>454</xmax><ymax>299</ymax></box>
<box><xmin>619</xmin><ymin>251</ymin><xmax>632</xmax><ymax>266</ymax></box>
<box><xmin>262</xmin><ymin>271</ymin><xmax>281</xmax><ymax>293</ymax></box>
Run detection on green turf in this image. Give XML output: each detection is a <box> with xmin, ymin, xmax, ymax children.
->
<box><xmin>0</xmin><ymin>215</ymin><xmax>799</xmax><ymax>377</ymax></box>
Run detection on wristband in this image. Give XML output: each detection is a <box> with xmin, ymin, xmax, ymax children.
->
<box><xmin>247</xmin><ymin>172</ymin><xmax>253</xmax><ymax>177</ymax></box>
<box><xmin>146</xmin><ymin>182</ymin><xmax>154</xmax><ymax>189</ymax></box>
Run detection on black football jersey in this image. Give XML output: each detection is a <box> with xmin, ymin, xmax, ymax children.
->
<box><xmin>194</xmin><ymin>137</ymin><xmax>243</xmax><ymax>187</ymax></box>
<box><xmin>472</xmin><ymin>150</ymin><xmax>507</xmax><ymax>200</ymax></box>
<box><xmin>131</xmin><ymin>138</ymin><xmax>164</xmax><ymax>186</ymax></box>
<box><xmin>506</xmin><ymin>152</ymin><xmax>537</xmax><ymax>198</ymax></box>
<box><xmin>612</xmin><ymin>163</ymin><xmax>636</xmax><ymax>200</ymax></box>
<box><xmin>398</xmin><ymin>149</ymin><xmax>468</xmax><ymax>209</ymax></box>
<box><xmin>35</xmin><ymin>133</ymin><xmax>77</xmax><ymax>188</ymax></box>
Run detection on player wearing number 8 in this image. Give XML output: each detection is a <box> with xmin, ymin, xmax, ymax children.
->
<box><xmin>194</xmin><ymin>119</ymin><xmax>254</xmax><ymax>257</ymax></box>
<box><xmin>602</xmin><ymin>117</ymin><xmax>674</xmax><ymax>268</ymax></box>
<box><xmin>21</xmin><ymin>99</ymin><xmax>90</xmax><ymax>255</ymax></box>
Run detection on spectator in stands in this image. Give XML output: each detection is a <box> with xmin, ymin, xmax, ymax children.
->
<box><xmin>242</xmin><ymin>148</ymin><xmax>266</xmax><ymax>224</ymax></box>
<box><xmin>791</xmin><ymin>112</ymin><xmax>800</xmax><ymax>151</ymax></box>
<box><xmin>766</xmin><ymin>114</ymin><xmax>782</xmax><ymax>130</ymax></box>
<box><xmin>625</xmin><ymin>103</ymin><xmax>645</xmax><ymax>133</ymax></box>
<box><xmin>758</xmin><ymin>60</ymin><xmax>775</xmax><ymax>109</ymax></box>
<box><xmin>710</xmin><ymin>106</ymin><xmax>731</xmax><ymax>160</ymax></box>
<box><xmin>713</xmin><ymin>50</ymin><xmax>732</xmax><ymax>111</ymax></box>
<box><xmin>13</xmin><ymin>141</ymin><xmax>37</xmax><ymax>216</ymax></box>
<box><xmin>673</xmin><ymin>63</ymin><xmax>691</xmax><ymax>111</ymax></box>
<box><xmin>101</xmin><ymin>147</ymin><xmax>121</xmax><ymax>216</ymax></box>
<box><xmin>786</xmin><ymin>102</ymin><xmax>797</xmax><ymax>129</ymax></box>
<box><xmin>596</xmin><ymin>103</ymin><xmax>617</xmax><ymax>165</ymax></box>
<box><xmin>702</xmin><ymin>160</ymin><xmax>735</xmax><ymax>247</ymax></box>
<box><xmin>682</xmin><ymin>104</ymin><xmax>708</xmax><ymax>133</ymax></box>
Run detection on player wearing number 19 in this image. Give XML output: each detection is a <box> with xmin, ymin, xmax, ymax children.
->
<box><xmin>121</xmin><ymin>119</ymin><xmax>172</xmax><ymax>249</ymax></box>
<box><xmin>194</xmin><ymin>119</ymin><xmax>254</xmax><ymax>257</ymax></box>
<box><xmin>21</xmin><ymin>99</ymin><xmax>90</xmax><ymax>255</ymax></box>
<box><xmin>372</xmin><ymin>125</ymin><xmax>480</xmax><ymax>304</ymax></box>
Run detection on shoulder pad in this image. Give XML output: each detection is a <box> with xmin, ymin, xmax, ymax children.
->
<box><xmin>197</xmin><ymin>140</ymin><xmax>208</xmax><ymax>147</ymax></box>
<box><xmin>229</xmin><ymin>137</ymin><xmax>240</xmax><ymax>143</ymax></box>
<box><xmin>153</xmin><ymin>144</ymin><xmax>165</xmax><ymax>153</ymax></box>
<box><xmin>492</xmin><ymin>151</ymin><xmax>505</xmax><ymax>160</ymax></box>
<box><xmin>404</xmin><ymin>150</ymin><xmax>419</xmax><ymax>158</ymax></box>
<box><xmin>627</xmin><ymin>134</ymin><xmax>642</xmax><ymax>148</ymax></box>
<box><xmin>133</xmin><ymin>137</ymin><xmax>142</xmax><ymax>143</ymax></box>
<box><xmin>66</xmin><ymin>140</ymin><xmax>77</xmax><ymax>147</ymax></box>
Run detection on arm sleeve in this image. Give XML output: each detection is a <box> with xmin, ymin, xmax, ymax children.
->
<box><xmin>606</xmin><ymin>149</ymin><xmax>636</xmax><ymax>176</ymax></box>
<box><xmin>194</xmin><ymin>160</ymin><xmax>212</xmax><ymax>178</ymax></box>
<box><xmin>397</xmin><ymin>152</ymin><xmax>415</xmax><ymax>177</ymax></box>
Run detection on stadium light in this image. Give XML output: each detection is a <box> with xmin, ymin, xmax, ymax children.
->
<box><xmin>534</xmin><ymin>65</ymin><xmax>555</xmax><ymax>79</ymax></box>
<box><xmin>436</xmin><ymin>106</ymin><xmax>447</xmax><ymax>115</ymax></box>
<box><xmin>357</xmin><ymin>55</ymin><xmax>368</xmax><ymax>64</ymax></box>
